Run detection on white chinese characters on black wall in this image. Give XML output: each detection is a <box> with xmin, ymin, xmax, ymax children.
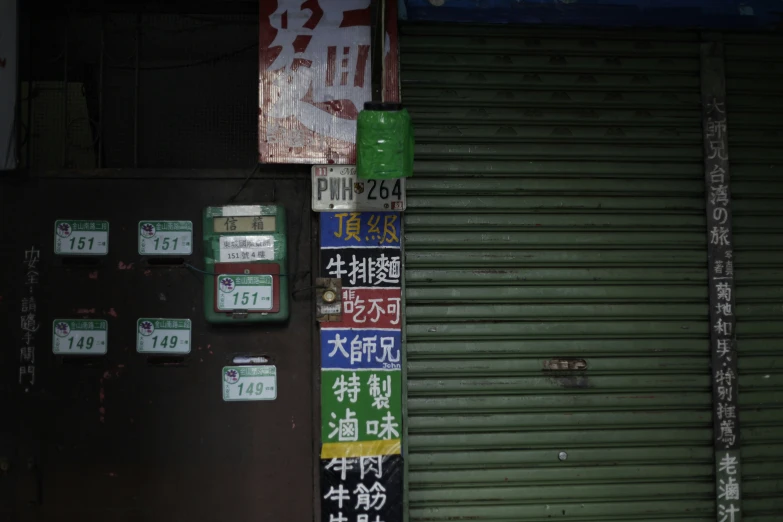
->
<box><xmin>322</xmin><ymin>249</ymin><xmax>401</xmax><ymax>288</ymax></box>
<box><xmin>701</xmin><ymin>37</ymin><xmax>742</xmax><ymax>522</ymax></box>
<box><xmin>705</xmin><ymin>97</ymin><xmax>738</xmax><ymax>448</ymax></box>
<box><xmin>20</xmin><ymin>246</ymin><xmax>40</xmax><ymax>390</ymax></box>
<box><xmin>322</xmin><ymin>455</ymin><xmax>402</xmax><ymax>522</ymax></box>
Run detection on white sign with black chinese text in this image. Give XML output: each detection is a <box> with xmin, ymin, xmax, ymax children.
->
<box><xmin>218</xmin><ymin>236</ymin><xmax>275</xmax><ymax>262</ymax></box>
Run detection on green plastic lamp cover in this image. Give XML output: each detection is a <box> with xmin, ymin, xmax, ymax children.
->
<box><xmin>356</xmin><ymin>103</ymin><xmax>414</xmax><ymax>179</ymax></box>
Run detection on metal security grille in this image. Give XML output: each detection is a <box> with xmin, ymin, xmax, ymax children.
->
<box><xmin>401</xmin><ymin>24</ymin><xmax>715</xmax><ymax>521</ymax></box>
<box><xmin>725</xmin><ymin>33</ymin><xmax>783</xmax><ymax>521</ymax></box>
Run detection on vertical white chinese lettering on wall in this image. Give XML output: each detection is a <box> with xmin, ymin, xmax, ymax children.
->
<box><xmin>20</xmin><ymin>245</ymin><xmax>40</xmax><ymax>390</ymax></box>
<box><xmin>701</xmin><ymin>39</ymin><xmax>741</xmax><ymax>522</ymax></box>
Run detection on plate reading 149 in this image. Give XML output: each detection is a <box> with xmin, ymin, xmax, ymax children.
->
<box><xmin>139</xmin><ymin>221</ymin><xmax>193</xmax><ymax>255</ymax></box>
<box><xmin>223</xmin><ymin>366</ymin><xmax>277</xmax><ymax>401</ymax></box>
<box><xmin>54</xmin><ymin>220</ymin><xmax>109</xmax><ymax>255</ymax></box>
<box><xmin>312</xmin><ymin>165</ymin><xmax>406</xmax><ymax>212</ymax></box>
<box><xmin>137</xmin><ymin>318</ymin><xmax>191</xmax><ymax>354</ymax></box>
<box><xmin>52</xmin><ymin>320</ymin><xmax>108</xmax><ymax>355</ymax></box>
<box><xmin>217</xmin><ymin>274</ymin><xmax>273</xmax><ymax>311</ymax></box>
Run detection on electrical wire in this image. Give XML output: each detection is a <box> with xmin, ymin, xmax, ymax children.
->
<box><xmin>184</xmin><ymin>263</ymin><xmax>293</xmax><ymax>279</ymax></box>
<box><xmin>3</xmin><ymin>109</ymin><xmax>15</xmax><ymax>170</ymax></box>
<box><xmin>183</xmin><ymin>263</ymin><xmax>316</xmax><ymax>296</ymax></box>
<box><xmin>107</xmin><ymin>14</ymin><xmax>256</xmax><ymax>33</ymax></box>
<box><xmin>107</xmin><ymin>43</ymin><xmax>257</xmax><ymax>71</ymax></box>
<box><xmin>106</xmin><ymin>15</ymin><xmax>212</xmax><ymax>35</ymax></box>
<box><xmin>226</xmin><ymin>163</ymin><xmax>260</xmax><ymax>205</ymax></box>
<box><xmin>291</xmin><ymin>286</ymin><xmax>318</xmax><ymax>295</ymax></box>
<box><xmin>182</xmin><ymin>15</ymin><xmax>258</xmax><ymax>25</ymax></box>
<box><xmin>183</xmin><ymin>263</ymin><xmax>216</xmax><ymax>276</ymax></box>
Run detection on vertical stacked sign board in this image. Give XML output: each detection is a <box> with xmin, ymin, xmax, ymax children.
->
<box><xmin>313</xmin><ymin>165</ymin><xmax>406</xmax><ymax>522</ymax></box>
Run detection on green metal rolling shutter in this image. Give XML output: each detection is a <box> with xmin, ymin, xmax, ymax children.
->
<box><xmin>725</xmin><ymin>34</ymin><xmax>783</xmax><ymax>521</ymax></box>
<box><xmin>401</xmin><ymin>25</ymin><xmax>715</xmax><ymax>521</ymax></box>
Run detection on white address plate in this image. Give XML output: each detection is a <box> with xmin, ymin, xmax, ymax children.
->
<box><xmin>312</xmin><ymin>165</ymin><xmax>406</xmax><ymax>212</ymax></box>
<box><xmin>54</xmin><ymin>220</ymin><xmax>109</xmax><ymax>255</ymax></box>
<box><xmin>222</xmin><ymin>366</ymin><xmax>277</xmax><ymax>401</ymax></box>
<box><xmin>53</xmin><ymin>320</ymin><xmax>108</xmax><ymax>355</ymax></box>
<box><xmin>137</xmin><ymin>318</ymin><xmax>191</xmax><ymax>354</ymax></box>
<box><xmin>138</xmin><ymin>221</ymin><xmax>193</xmax><ymax>255</ymax></box>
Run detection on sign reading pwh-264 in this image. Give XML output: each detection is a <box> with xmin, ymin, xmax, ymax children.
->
<box><xmin>312</xmin><ymin>166</ymin><xmax>406</xmax><ymax>212</ymax></box>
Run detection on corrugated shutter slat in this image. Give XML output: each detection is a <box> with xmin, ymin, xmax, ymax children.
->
<box><xmin>726</xmin><ymin>33</ymin><xmax>783</xmax><ymax>522</ymax></box>
<box><xmin>402</xmin><ymin>24</ymin><xmax>713</xmax><ymax>522</ymax></box>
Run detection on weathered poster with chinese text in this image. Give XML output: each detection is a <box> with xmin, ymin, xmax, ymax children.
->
<box><xmin>259</xmin><ymin>0</ymin><xmax>399</xmax><ymax>164</ymax></box>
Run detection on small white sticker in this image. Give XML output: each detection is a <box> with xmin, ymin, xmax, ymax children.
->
<box><xmin>52</xmin><ymin>320</ymin><xmax>108</xmax><ymax>355</ymax></box>
<box><xmin>222</xmin><ymin>205</ymin><xmax>262</xmax><ymax>217</ymax></box>
<box><xmin>54</xmin><ymin>220</ymin><xmax>109</xmax><ymax>255</ymax></box>
<box><xmin>138</xmin><ymin>221</ymin><xmax>193</xmax><ymax>255</ymax></box>
<box><xmin>223</xmin><ymin>366</ymin><xmax>277</xmax><ymax>401</ymax></box>
<box><xmin>217</xmin><ymin>275</ymin><xmax>273</xmax><ymax>311</ymax></box>
<box><xmin>219</xmin><ymin>235</ymin><xmax>275</xmax><ymax>262</ymax></box>
<box><xmin>136</xmin><ymin>318</ymin><xmax>191</xmax><ymax>354</ymax></box>
<box><xmin>320</xmin><ymin>303</ymin><xmax>341</xmax><ymax>314</ymax></box>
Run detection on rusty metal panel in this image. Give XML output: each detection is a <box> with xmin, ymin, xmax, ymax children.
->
<box><xmin>725</xmin><ymin>33</ymin><xmax>783</xmax><ymax>522</ymax></box>
<box><xmin>0</xmin><ymin>170</ymin><xmax>316</xmax><ymax>522</ymax></box>
<box><xmin>401</xmin><ymin>24</ymin><xmax>713</xmax><ymax>521</ymax></box>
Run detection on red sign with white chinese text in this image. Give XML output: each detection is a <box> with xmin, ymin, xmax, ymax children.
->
<box><xmin>259</xmin><ymin>0</ymin><xmax>399</xmax><ymax>164</ymax></box>
<box><xmin>323</xmin><ymin>287</ymin><xmax>401</xmax><ymax>329</ymax></box>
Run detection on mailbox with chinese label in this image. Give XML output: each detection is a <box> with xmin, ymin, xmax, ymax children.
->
<box><xmin>202</xmin><ymin>205</ymin><xmax>288</xmax><ymax>323</ymax></box>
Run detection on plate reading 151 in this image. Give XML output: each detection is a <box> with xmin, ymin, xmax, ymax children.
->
<box><xmin>222</xmin><ymin>366</ymin><xmax>277</xmax><ymax>401</ymax></box>
<box><xmin>137</xmin><ymin>318</ymin><xmax>191</xmax><ymax>354</ymax></box>
<box><xmin>54</xmin><ymin>220</ymin><xmax>109</xmax><ymax>255</ymax></box>
<box><xmin>52</xmin><ymin>320</ymin><xmax>108</xmax><ymax>355</ymax></box>
<box><xmin>312</xmin><ymin>165</ymin><xmax>406</xmax><ymax>212</ymax></box>
<box><xmin>139</xmin><ymin>221</ymin><xmax>193</xmax><ymax>255</ymax></box>
<box><xmin>217</xmin><ymin>275</ymin><xmax>273</xmax><ymax>311</ymax></box>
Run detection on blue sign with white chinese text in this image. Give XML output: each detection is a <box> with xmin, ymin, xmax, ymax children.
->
<box><xmin>321</xmin><ymin>328</ymin><xmax>401</xmax><ymax>370</ymax></box>
<box><xmin>320</xmin><ymin>212</ymin><xmax>401</xmax><ymax>249</ymax></box>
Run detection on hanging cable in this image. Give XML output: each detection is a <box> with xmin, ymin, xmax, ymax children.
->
<box><xmin>107</xmin><ymin>43</ymin><xmax>257</xmax><ymax>71</ymax></box>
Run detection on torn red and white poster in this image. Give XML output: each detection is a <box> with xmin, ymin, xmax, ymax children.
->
<box><xmin>259</xmin><ymin>0</ymin><xmax>399</xmax><ymax>164</ymax></box>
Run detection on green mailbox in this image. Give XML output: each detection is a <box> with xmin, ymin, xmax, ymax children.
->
<box><xmin>202</xmin><ymin>205</ymin><xmax>288</xmax><ymax>323</ymax></box>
